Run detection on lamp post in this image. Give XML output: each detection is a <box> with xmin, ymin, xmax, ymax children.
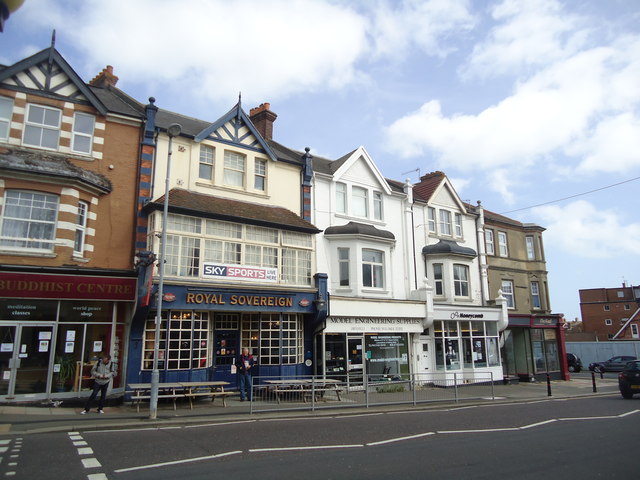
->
<box><xmin>149</xmin><ymin>122</ymin><xmax>182</xmax><ymax>420</ymax></box>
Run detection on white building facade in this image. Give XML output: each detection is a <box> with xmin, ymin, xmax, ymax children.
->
<box><xmin>311</xmin><ymin>150</ymin><xmax>507</xmax><ymax>383</ymax></box>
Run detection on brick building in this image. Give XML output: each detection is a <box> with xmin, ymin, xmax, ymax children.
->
<box><xmin>579</xmin><ymin>284</ymin><xmax>640</xmax><ymax>341</ymax></box>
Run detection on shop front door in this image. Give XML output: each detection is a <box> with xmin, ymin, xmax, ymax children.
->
<box><xmin>213</xmin><ymin>330</ymin><xmax>239</xmax><ymax>384</ymax></box>
<box><xmin>347</xmin><ymin>336</ymin><xmax>364</xmax><ymax>385</ymax></box>
<box><xmin>417</xmin><ymin>336</ymin><xmax>431</xmax><ymax>375</ymax></box>
<box><xmin>0</xmin><ymin>324</ymin><xmax>55</xmax><ymax>398</ymax></box>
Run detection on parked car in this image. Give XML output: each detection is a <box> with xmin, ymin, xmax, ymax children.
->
<box><xmin>618</xmin><ymin>360</ymin><xmax>640</xmax><ymax>399</ymax></box>
<box><xmin>589</xmin><ymin>355</ymin><xmax>637</xmax><ymax>373</ymax></box>
<box><xmin>566</xmin><ymin>353</ymin><xmax>582</xmax><ymax>372</ymax></box>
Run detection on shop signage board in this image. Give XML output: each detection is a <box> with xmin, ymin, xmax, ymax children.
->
<box><xmin>0</xmin><ymin>272</ymin><xmax>136</xmax><ymax>301</ymax></box>
<box><xmin>326</xmin><ymin>317</ymin><xmax>423</xmax><ymax>333</ymax></box>
<box><xmin>202</xmin><ymin>263</ymin><xmax>278</xmax><ymax>283</ymax></box>
<box><xmin>432</xmin><ymin>307</ymin><xmax>502</xmax><ymax>322</ymax></box>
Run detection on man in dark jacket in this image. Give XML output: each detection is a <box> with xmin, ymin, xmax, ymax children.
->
<box><xmin>81</xmin><ymin>353</ymin><xmax>116</xmax><ymax>414</ymax></box>
<box><xmin>236</xmin><ymin>348</ymin><xmax>255</xmax><ymax>401</ymax></box>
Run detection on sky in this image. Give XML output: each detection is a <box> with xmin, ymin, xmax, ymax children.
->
<box><xmin>2</xmin><ymin>0</ymin><xmax>639</xmax><ymax>322</ymax></box>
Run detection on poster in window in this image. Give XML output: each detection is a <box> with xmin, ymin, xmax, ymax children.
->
<box><xmin>65</xmin><ymin>342</ymin><xmax>74</xmax><ymax>353</ymax></box>
<box><xmin>93</xmin><ymin>341</ymin><xmax>102</xmax><ymax>352</ymax></box>
<box><xmin>39</xmin><ymin>331</ymin><xmax>52</xmax><ymax>341</ymax></box>
<box><xmin>66</xmin><ymin>331</ymin><xmax>76</xmax><ymax>342</ymax></box>
<box><xmin>0</xmin><ymin>343</ymin><xmax>13</xmax><ymax>353</ymax></box>
<box><xmin>38</xmin><ymin>340</ymin><xmax>49</xmax><ymax>352</ymax></box>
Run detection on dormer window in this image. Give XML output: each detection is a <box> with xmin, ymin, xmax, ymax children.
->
<box><xmin>439</xmin><ymin>210</ymin><xmax>452</xmax><ymax>236</ymax></box>
<box><xmin>23</xmin><ymin>104</ymin><xmax>61</xmax><ymax>150</ymax></box>
<box><xmin>71</xmin><ymin>112</ymin><xmax>95</xmax><ymax>154</ymax></box>
<box><xmin>336</xmin><ymin>182</ymin><xmax>347</xmax><ymax>214</ymax></box>
<box><xmin>0</xmin><ymin>96</ymin><xmax>12</xmax><ymax>140</ymax></box>
<box><xmin>223</xmin><ymin>150</ymin><xmax>245</xmax><ymax>187</ymax></box>
<box><xmin>373</xmin><ymin>192</ymin><xmax>383</xmax><ymax>220</ymax></box>
<box><xmin>352</xmin><ymin>186</ymin><xmax>368</xmax><ymax>217</ymax></box>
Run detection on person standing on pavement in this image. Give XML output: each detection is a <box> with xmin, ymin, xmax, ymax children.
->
<box><xmin>236</xmin><ymin>347</ymin><xmax>255</xmax><ymax>401</ymax></box>
<box><xmin>81</xmin><ymin>353</ymin><xmax>116</xmax><ymax>414</ymax></box>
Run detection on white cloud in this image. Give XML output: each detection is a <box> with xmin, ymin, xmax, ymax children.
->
<box><xmin>384</xmin><ymin>3</ymin><xmax>640</xmax><ymax>201</ymax></box>
<box><xmin>19</xmin><ymin>0</ymin><xmax>370</xmax><ymax>105</ymax></box>
<box><xmin>369</xmin><ymin>0</ymin><xmax>476</xmax><ymax>60</ymax></box>
<box><xmin>534</xmin><ymin>200</ymin><xmax>640</xmax><ymax>258</ymax></box>
<box><xmin>461</xmin><ymin>0</ymin><xmax>587</xmax><ymax>79</ymax></box>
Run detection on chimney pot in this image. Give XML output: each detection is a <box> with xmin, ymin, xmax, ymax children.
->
<box><xmin>250</xmin><ymin>103</ymin><xmax>277</xmax><ymax>141</ymax></box>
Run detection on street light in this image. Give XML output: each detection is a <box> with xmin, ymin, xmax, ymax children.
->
<box><xmin>149</xmin><ymin>122</ymin><xmax>182</xmax><ymax>420</ymax></box>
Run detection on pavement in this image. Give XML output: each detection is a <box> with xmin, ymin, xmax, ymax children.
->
<box><xmin>0</xmin><ymin>374</ymin><xmax>622</xmax><ymax>435</ymax></box>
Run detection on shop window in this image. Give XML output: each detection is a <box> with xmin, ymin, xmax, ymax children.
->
<box><xmin>453</xmin><ymin>264</ymin><xmax>469</xmax><ymax>297</ymax></box>
<box><xmin>23</xmin><ymin>104</ymin><xmax>61</xmax><ymax>149</ymax></box>
<box><xmin>254</xmin><ymin>159</ymin><xmax>266</xmax><ymax>191</ymax></box>
<box><xmin>241</xmin><ymin>313</ymin><xmax>260</xmax><ymax>356</ymax></box>
<box><xmin>71</xmin><ymin>112</ymin><xmax>95</xmax><ymax>154</ymax></box>
<box><xmin>362</xmin><ymin>249</ymin><xmax>384</xmax><ymax>288</ymax></box>
<box><xmin>531</xmin><ymin>328</ymin><xmax>559</xmax><ymax>373</ymax></box>
<box><xmin>365</xmin><ymin>333</ymin><xmax>409</xmax><ymax>377</ymax></box>
<box><xmin>435</xmin><ymin>320</ymin><xmax>500</xmax><ymax>370</ymax></box>
<box><xmin>257</xmin><ymin>313</ymin><xmax>303</xmax><ymax>365</ymax></box>
<box><xmin>199</xmin><ymin>144</ymin><xmax>214</xmax><ymax>180</ymax></box>
<box><xmin>338</xmin><ymin>247</ymin><xmax>350</xmax><ymax>286</ymax></box>
<box><xmin>0</xmin><ymin>96</ymin><xmax>13</xmax><ymax>140</ymax></box>
<box><xmin>0</xmin><ymin>190</ymin><xmax>59</xmax><ymax>251</ymax></box>
<box><xmin>143</xmin><ymin>311</ymin><xmax>209</xmax><ymax>370</ymax></box>
<box><xmin>223</xmin><ymin>150</ymin><xmax>245</xmax><ymax>187</ymax></box>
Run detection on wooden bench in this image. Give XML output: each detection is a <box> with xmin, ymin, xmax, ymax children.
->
<box><xmin>125</xmin><ymin>391</ymin><xmax>184</xmax><ymax>412</ymax></box>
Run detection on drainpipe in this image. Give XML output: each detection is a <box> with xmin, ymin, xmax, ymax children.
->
<box><xmin>475</xmin><ymin>201</ymin><xmax>490</xmax><ymax>304</ymax></box>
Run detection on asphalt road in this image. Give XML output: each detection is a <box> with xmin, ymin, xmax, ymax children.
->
<box><xmin>1</xmin><ymin>395</ymin><xmax>639</xmax><ymax>479</ymax></box>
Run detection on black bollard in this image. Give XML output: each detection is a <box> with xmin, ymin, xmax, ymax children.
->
<box><xmin>546</xmin><ymin>373</ymin><xmax>552</xmax><ymax>396</ymax></box>
<box><xmin>591</xmin><ymin>371</ymin><xmax>597</xmax><ymax>393</ymax></box>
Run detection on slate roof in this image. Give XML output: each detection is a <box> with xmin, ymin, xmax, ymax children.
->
<box><xmin>324</xmin><ymin>221</ymin><xmax>395</xmax><ymax>240</ymax></box>
<box><xmin>0</xmin><ymin>146</ymin><xmax>112</xmax><ymax>193</ymax></box>
<box><xmin>422</xmin><ymin>239</ymin><xmax>477</xmax><ymax>257</ymax></box>
<box><xmin>145</xmin><ymin>188</ymin><xmax>320</xmax><ymax>233</ymax></box>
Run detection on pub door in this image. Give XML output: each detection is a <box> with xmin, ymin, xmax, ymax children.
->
<box><xmin>213</xmin><ymin>330</ymin><xmax>239</xmax><ymax>385</ymax></box>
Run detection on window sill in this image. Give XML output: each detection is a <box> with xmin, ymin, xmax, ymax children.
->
<box><xmin>0</xmin><ymin>249</ymin><xmax>56</xmax><ymax>258</ymax></box>
<box><xmin>212</xmin><ymin>184</ymin><xmax>270</xmax><ymax>200</ymax></box>
<box><xmin>334</xmin><ymin>213</ymin><xmax>386</xmax><ymax>226</ymax></box>
<box><xmin>361</xmin><ymin>287</ymin><xmax>389</xmax><ymax>295</ymax></box>
<box><xmin>72</xmin><ymin>255</ymin><xmax>90</xmax><ymax>263</ymax></box>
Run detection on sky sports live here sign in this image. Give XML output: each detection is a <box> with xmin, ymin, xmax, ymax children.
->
<box><xmin>203</xmin><ymin>263</ymin><xmax>278</xmax><ymax>283</ymax></box>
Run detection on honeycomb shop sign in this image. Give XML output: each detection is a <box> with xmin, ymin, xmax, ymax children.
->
<box><xmin>203</xmin><ymin>263</ymin><xmax>278</xmax><ymax>283</ymax></box>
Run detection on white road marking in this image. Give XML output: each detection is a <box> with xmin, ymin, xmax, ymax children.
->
<box><xmin>73</xmin><ymin>441</ymin><xmax>88</xmax><ymax>446</ymax></box>
<box><xmin>249</xmin><ymin>445</ymin><xmax>363</xmax><ymax>452</ymax></box>
<box><xmin>559</xmin><ymin>416</ymin><xmax>616</xmax><ymax>421</ymax></box>
<box><xmin>77</xmin><ymin>447</ymin><xmax>94</xmax><ymax>455</ymax></box>
<box><xmin>0</xmin><ymin>441</ymin><xmax>9</xmax><ymax>446</ymax></box>
<box><xmin>81</xmin><ymin>458</ymin><xmax>101</xmax><ymax>469</ymax></box>
<box><xmin>519</xmin><ymin>419</ymin><xmax>557</xmax><ymax>429</ymax></box>
<box><xmin>114</xmin><ymin>451</ymin><xmax>242</xmax><ymax>473</ymax></box>
<box><xmin>336</xmin><ymin>413</ymin><xmax>384</xmax><ymax>419</ymax></box>
<box><xmin>367</xmin><ymin>432</ymin><xmax>435</xmax><ymax>446</ymax></box>
<box><xmin>185</xmin><ymin>420</ymin><xmax>257</xmax><ymax>428</ymax></box>
<box><xmin>87</xmin><ymin>474</ymin><xmax>109</xmax><ymax>480</ymax></box>
<box><xmin>618</xmin><ymin>409</ymin><xmax>640</xmax><ymax>417</ymax></box>
<box><xmin>438</xmin><ymin>428</ymin><xmax>519</xmax><ymax>434</ymax></box>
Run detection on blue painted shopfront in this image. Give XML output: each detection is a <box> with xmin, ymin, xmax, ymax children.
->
<box><xmin>126</xmin><ymin>279</ymin><xmax>327</xmax><ymax>389</ymax></box>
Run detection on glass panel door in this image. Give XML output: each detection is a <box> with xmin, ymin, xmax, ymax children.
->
<box><xmin>0</xmin><ymin>326</ymin><xmax>16</xmax><ymax>395</ymax></box>
<box><xmin>347</xmin><ymin>336</ymin><xmax>363</xmax><ymax>385</ymax></box>
<box><xmin>14</xmin><ymin>325</ymin><xmax>54</xmax><ymax>395</ymax></box>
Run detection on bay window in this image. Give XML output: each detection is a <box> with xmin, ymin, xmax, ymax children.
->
<box><xmin>362</xmin><ymin>249</ymin><xmax>384</xmax><ymax>288</ymax></box>
<box><xmin>0</xmin><ymin>190</ymin><xmax>59</xmax><ymax>251</ymax></box>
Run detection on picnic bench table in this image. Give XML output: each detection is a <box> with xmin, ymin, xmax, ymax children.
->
<box><xmin>263</xmin><ymin>379</ymin><xmax>343</xmax><ymax>403</ymax></box>
<box><xmin>126</xmin><ymin>382</ymin><xmax>184</xmax><ymax>412</ymax></box>
<box><xmin>180</xmin><ymin>381</ymin><xmax>234</xmax><ymax>408</ymax></box>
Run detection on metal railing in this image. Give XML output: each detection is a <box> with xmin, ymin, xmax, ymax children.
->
<box><xmin>249</xmin><ymin>372</ymin><xmax>495</xmax><ymax>413</ymax></box>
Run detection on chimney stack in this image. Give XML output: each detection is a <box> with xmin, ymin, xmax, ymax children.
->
<box><xmin>89</xmin><ymin>65</ymin><xmax>119</xmax><ymax>88</ymax></box>
<box><xmin>249</xmin><ymin>103</ymin><xmax>277</xmax><ymax>140</ymax></box>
